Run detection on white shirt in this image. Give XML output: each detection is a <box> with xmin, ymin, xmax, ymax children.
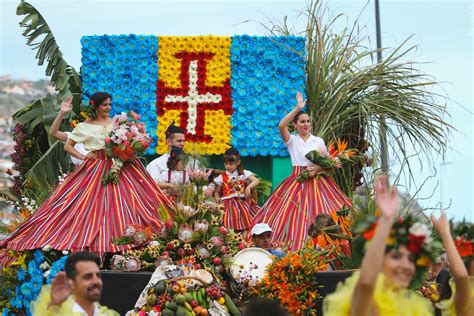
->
<box><xmin>157</xmin><ymin>170</ymin><xmax>190</xmax><ymax>185</ymax></box>
<box><xmin>146</xmin><ymin>153</ymin><xmax>203</xmax><ymax>184</ymax></box>
<box><xmin>285</xmin><ymin>134</ymin><xmax>326</xmax><ymax>166</ymax></box>
<box><xmin>73</xmin><ymin>301</ymin><xmax>100</xmax><ymax>315</ymax></box>
<box><xmin>213</xmin><ymin>169</ymin><xmax>254</xmax><ymax>186</ymax></box>
<box><xmin>65</xmin><ymin>132</ymin><xmax>90</xmax><ymax>166</ymax></box>
<box><xmin>146</xmin><ymin>153</ymin><xmax>170</xmax><ymax>183</ymax></box>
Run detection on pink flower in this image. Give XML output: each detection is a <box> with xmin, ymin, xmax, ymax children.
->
<box><xmin>237</xmin><ymin>243</ymin><xmax>246</xmax><ymax>250</ymax></box>
<box><xmin>212</xmin><ymin>257</ymin><xmax>222</xmax><ymax>265</ymax></box>
<box><xmin>178</xmin><ymin>224</ymin><xmax>194</xmax><ymax>243</ymax></box>
<box><xmin>194</xmin><ymin>220</ymin><xmax>209</xmax><ymax>233</ymax></box>
<box><xmin>105</xmin><ymin>138</ymin><xmax>111</xmax><ymax>145</ymax></box>
<box><xmin>128</xmin><ymin>110</ymin><xmax>141</xmax><ymax>121</ymax></box>
<box><xmin>210</xmin><ymin>236</ymin><xmax>224</xmax><ymax>247</ymax></box>
<box><xmin>110</xmin><ymin>255</ymin><xmax>125</xmax><ymax>270</ymax></box>
<box><xmin>123</xmin><ymin>225</ymin><xmax>136</xmax><ymax>237</ymax></box>
<box><xmin>220</xmin><ymin>246</ymin><xmax>228</xmax><ymax>254</ymax></box>
<box><xmin>133</xmin><ymin>231</ymin><xmax>148</xmax><ymax>244</ymax></box>
<box><xmin>157</xmin><ymin>227</ymin><xmax>168</xmax><ymax>239</ymax></box>
<box><xmin>218</xmin><ymin>226</ymin><xmax>228</xmax><ymax>236</ymax></box>
<box><xmin>197</xmin><ymin>247</ymin><xmax>211</xmax><ymax>259</ymax></box>
<box><xmin>123</xmin><ymin>256</ymin><xmax>141</xmax><ymax>272</ymax></box>
<box><xmin>165</xmin><ymin>220</ymin><xmax>174</xmax><ymax>230</ymax></box>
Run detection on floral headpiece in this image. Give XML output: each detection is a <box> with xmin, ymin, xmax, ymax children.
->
<box><xmin>359</xmin><ymin>214</ymin><xmax>442</xmax><ymax>287</ymax></box>
<box><xmin>361</xmin><ymin>215</ymin><xmax>441</xmax><ymax>267</ymax></box>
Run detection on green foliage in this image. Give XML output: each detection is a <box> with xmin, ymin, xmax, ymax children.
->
<box><xmin>253</xmin><ymin>175</ymin><xmax>272</xmax><ymax>204</ymax></box>
<box><xmin>11</xmin><ymin>1</ymin><xmax>84</xmax><ymax>198</ymax></box>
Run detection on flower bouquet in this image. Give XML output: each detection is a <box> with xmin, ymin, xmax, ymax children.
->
<box><xmin>296</xmin><ymin>138</ymin><xmax>363</xmax><ymax>182</ymax></box>
<box><xmin>251</xmin><ymin>246</ymin><xmax>329</xmax><ymax>315</ymax></box>
<box><xmin>102</xmin><ymin>111</ymin><xmax>152</xmax><ymax>185</ymax></box>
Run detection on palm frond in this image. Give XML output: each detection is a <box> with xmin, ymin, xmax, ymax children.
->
<box><xmin>10</xmin><ymin>1</ymin><xmax>83</xmax><ymax>197</ymax></box>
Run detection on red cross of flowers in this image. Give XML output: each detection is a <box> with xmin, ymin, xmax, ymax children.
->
<box><xmin>157</xmin><ymin>52</ymin><xmax>232</xmax><ymax>143</ymax></box>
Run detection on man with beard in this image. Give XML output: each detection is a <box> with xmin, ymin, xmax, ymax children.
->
<box><xmin>32</xmin><ymin>251</ymin><xmax>118</xmax><ymax>315</ymax></box>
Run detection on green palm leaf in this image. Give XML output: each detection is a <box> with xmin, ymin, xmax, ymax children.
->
<box><xmin>11</xmin><ymin>1</ymin><xmax>83</xmax><ymax>197</ymax></box>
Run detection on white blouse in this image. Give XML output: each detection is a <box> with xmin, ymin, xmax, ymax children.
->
<box><xmin>285</xmin><ymin>134</ymin><xmax>326</xmax><ymax>166</ymax></box>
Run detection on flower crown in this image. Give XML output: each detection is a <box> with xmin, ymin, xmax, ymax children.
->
<box><xmin>360</xmin><ymin>215</ymin><xmax>442</xmax><ymax>268</ymax></box>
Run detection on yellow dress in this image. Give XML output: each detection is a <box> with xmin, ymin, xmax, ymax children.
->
<box><xmin>31</xmin><ymin>285</ymin><xmax>119</xmax><ymax>316</ymax></box>
<box><xmin>323</xmin><ymin>272</ymin><xmax>433</xmax><ymax>316</ymax></box>
<box><xmin>436</xmin><ymin>276</ymin><xmax>474</xmax><ymax>316</ymax></box>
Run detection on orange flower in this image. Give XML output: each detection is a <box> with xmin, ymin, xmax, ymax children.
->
<box><xmin>337</xmin><ymin>138</ymin><xmax>348</xmax><ymax>152</ymax></box>
<box><xmin>454</xmin><ymin>237</ymin><xmax>474</xmax><ymax>257</ymax></box>
<box><xmin>363</xmin><ymin>222</ymin><xmax>378</xmax><ymax>240</ymax></box>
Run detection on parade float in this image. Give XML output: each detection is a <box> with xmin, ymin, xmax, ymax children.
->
<box><xmin>1</xmin><ymin>1</ymin><xmax>456</xmax><ymax>315</ymax></box>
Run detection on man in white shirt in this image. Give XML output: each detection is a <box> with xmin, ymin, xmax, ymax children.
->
<box><xmin>34</xmin><ymin>251</ymin><xmax>118</xmax><ymax>315</ymax></box>
<box><xmin>146</xmin><ymin>124</ymin><xmax>185</xmax><ymax>183</ymax></box>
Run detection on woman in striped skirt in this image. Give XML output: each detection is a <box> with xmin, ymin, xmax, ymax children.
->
<box><xmin>251</xmin><ymin>91</ymin><xmax>351</xmax><ymax>251</ymax></box>
<box><xmin>0</xmin><ymin>92</ymin><xmax>173</xmax><ymax>264</ymax></box>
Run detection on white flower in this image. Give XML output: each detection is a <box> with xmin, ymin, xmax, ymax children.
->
<box><xmin>44</xmin><ymin>270</ymin><xmax>51</xmax><ymax>278</ymax></box>
<box><xmin>409</xmin><ymin>222</ymin><xmax>431</xmax><ymax>237</ymax></box>
<box><xmin>42</xmin><ymin>245</ymin><xmax>52</xmax><ymax>251</ymax></box>
<box><xmin>62</xmin><ymin>250</ymin><xmax>69</xmax><ymax>255</ymax></box>
<box><xmin>149</xmin><ymin>240</ymin><xmax>160</xmax><ymax>247</ymax></box>
<box><xmin>39</xmin><ymin>261</ymin><xmax>50</xmax><ymax>270</ymax></box>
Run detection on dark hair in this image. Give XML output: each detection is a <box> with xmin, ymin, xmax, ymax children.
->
<box><xmin>65</xmin><ymin>251</ymin><xmax>101</xmax><ymax>280</ymax></box>
<box><xmin>293</xmin><ymin>110</ymin><xmax>309</xmax><ymax>123</ymax></box>
<box><xmin>167</xmin><ymin>146</ymin><xmax>183</xmax><ymax>170</ymax></box>
<box><xmin>243</xmin><ymin>298</ymin><xmax>289</xmax><ymax>316</ymax></box>
<box><xmin>223</xmin><ymin>148</ymin><xmax>243</xmax><ymax>175</ymax></box>
<box><xmin>166</xmin><ymin>124</ymin><xmax>185</xmax><ymax>140</ymax></box>
<box><xmin>89</xmin><ymin>92</ymin><xmax>112</xmax><ymax>111</ymax></box>
<box><xmin>308</xmin><ymin>213</ymin><xmax>335</xmax><ymax>237</ymax></box>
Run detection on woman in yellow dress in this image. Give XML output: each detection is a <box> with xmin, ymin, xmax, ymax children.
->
<box><xmin>323</xmin><ymin>175</ymin><xmax>471</xmax><ymax>316</ymax></box>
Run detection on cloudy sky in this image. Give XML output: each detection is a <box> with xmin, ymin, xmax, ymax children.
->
<box><xmin>1</xmin><ymin>0</ymin><xmax>472</xmax><ymax>220</ymax></box>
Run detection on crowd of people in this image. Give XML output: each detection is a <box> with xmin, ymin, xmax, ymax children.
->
<box><xmin>1</xmin><ymin>91</ymin><xmax>472</xmax><ymax>315</ymax></box>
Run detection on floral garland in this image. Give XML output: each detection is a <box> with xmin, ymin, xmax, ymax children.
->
<box><xmin>359</xmin><ymin>215</ymin><xmax>443</xmax><ymax>288</ymax></box>
<box><xmin>81</xmin><ymin>34</ymin><xmax>306</xmax><ymax>156</ymax></box>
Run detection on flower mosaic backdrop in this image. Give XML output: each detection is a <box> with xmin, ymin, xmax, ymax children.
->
<box><xmin>81</xmin><ymin>35</ymin><xmax>305</xmax><ymax>156</ymax></box>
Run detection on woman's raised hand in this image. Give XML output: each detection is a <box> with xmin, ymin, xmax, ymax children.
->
<box><xmin>60</xmin><ymin>96</ymin><xmax>73</xmax><ymax>114</ymax></box>
<box><xmin>295</xmin><ymin>91</ymin><xmax>306</xmax><ymax>110</ymax></box>
<box><xmin>374</xmin><ymin>175</ymin><xmax>399</xmax><ymax>221</ymax></box>
<box><xmin>431</xmin><ymin>211</ymin><xmax>451</xmax><ymax>238</ymax></box>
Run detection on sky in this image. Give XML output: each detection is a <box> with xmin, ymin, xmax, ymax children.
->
<box><xmin>0</xmin><ymin>0</ymin><xmax>473</xmax><ymax>221</ymax></box>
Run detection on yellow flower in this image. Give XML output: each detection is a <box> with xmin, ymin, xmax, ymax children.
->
<box><xmin>416</xmin><ymin>255</ymin><xmax>431</xmax><ymax>267</ymax></box>
<box><xmin>10</xmin><ymin>253</ymin><xmax>27</xmax><ymax>270</ymax></box>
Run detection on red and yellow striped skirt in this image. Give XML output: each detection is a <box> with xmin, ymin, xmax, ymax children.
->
<box><xmin>251</xmin><ymin>166</ymin><xmax>351</xmax><ymax>251</ymax></box>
